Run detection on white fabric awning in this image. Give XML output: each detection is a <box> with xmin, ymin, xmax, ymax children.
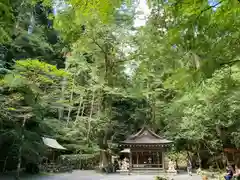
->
<box><xmin>120</xmin><ymin>148</ymin><xmax>130</xmax><ymax>153</ymax></box>
<box><xmin>42</xmin><ymin>137</ymin><xmax>66</xmax><ymax>150</ymax></box>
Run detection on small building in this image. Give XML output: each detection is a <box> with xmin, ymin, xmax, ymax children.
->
<box><xmin>120</xmin><ymin>126</ymin><xmax>173</xmax><ymax>172</ymax></box>
<box><xmin>42</xmin><ymin>137</ymin><xmax>66</xmax><ymax>162</ymax></box>
<box><xmin>42</xmin><ymin>137</ymin><xmax>66</xmax><ymax>151</ymax></box>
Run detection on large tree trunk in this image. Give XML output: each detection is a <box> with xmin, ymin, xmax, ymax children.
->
<box><xmin>99</xmin><ymin>150</ymin><xmax>109</xmax><ymax>169</ymax></box>
<box><xmin>93</xmin><ymin>37</ymin><xmax>114</xmax><ymax>171</ymax></box>
<box><xmin>99</xmin><ymin>129</ymin><xmax>112</xmax><ymax>169</ymax></box>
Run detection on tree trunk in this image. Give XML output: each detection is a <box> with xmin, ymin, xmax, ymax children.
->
<box><xmin>187</xmin><ymin>151</ymin><xmax>192</xmax><ymax>163</ymax></box>
<box><xmin>67</xmin><ymin>75</ymin><xmax>75</xmax><ymax>125</ymax></box>
<box><xmin>150</xmin><ymin>96</ymin><xmax>156</xmax><ymax>128</ymax></box>
<box><xmin>75</xmin><ymin>97</ymin><xmax>83</xmax><ymax>122</ymax></box>
<box><xmin>87</xmin><ymin>91</ymin><xmax>95</xmax><ymax>143</ymax></box>
<box><xmin>81</xmin><ymin>103</ymin><xmax>85</xmax><ymax>116</ymax></box>
<box><xmin>215</xmin><ymin>156</ymin><xmax>220</xmax><ymax>170</ymax></box>
<box><xmin>175</xmin><ymin>160</ymin><xmax>179</xmax><ymax>169</ymax></box>
<box><xmin>99</xmin><ymin>128</ymin><xmax>111</xmax><ymax>169</ymax></box>
<box><xmin>16</xmin><ymin>116</ymin><xmax>27</xmax><ymax>180</ymax></box>
<box><xmin>2</xmin><ymin>156</ymin><xmax>8</xmax><ymax>173</ymax></box>
<box><xmin>99</xmin><ymin>150</ymin><xmax>108</xmax><ymax>169</ymax></box>
<box><xmin>93</xmin><ymin>38</ymin><xmax>114</xmax><ymax>170</ymax></box>
<box><xmin>58</xmin><ymin>64</ymin><xmax>69</xmax><ymax>120</ymax></box>
<box><xmin>197</xmin><ymin>143</ymin><xmax>202</xmax><ymax>169</ymax></box>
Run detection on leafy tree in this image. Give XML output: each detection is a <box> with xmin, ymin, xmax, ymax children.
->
<box><xmin>1</xmin><ymin>0</ymin><xmax>240</xmax><ymax>173</ymax></box>
<box><xmin>0</xmin><ymin>59</ymin><xmax>67</xmax><ymax>173</ymax></box>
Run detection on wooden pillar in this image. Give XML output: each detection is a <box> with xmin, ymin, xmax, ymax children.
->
<box><xmin>162</xmin><ymin>151</ymin><xmax>165</xmax><ymax>169</ymax></box>
<box><xmin>136</xmin><ymin>152</ymin><xmax>139</xmax><ymax>167</ymax></box>
<box><xmin>129</xmin><ymin>150</ymin><xmax>132</xmax><ymax>173</ymax></box>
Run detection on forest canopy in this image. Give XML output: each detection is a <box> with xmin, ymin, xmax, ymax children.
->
<box><xmin>1</xmin><ymin>0</ymin><xmax>240</xmax><ymax>173</ymax></box>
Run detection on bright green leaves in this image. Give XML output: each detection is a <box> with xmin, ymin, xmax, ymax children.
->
<box><xmin>128</xmin><ymin>0</ymin><xmax>240</xmax><ymax>152</ymax></box>
<box><xmin>164</xmin><ymin>68</ymin><xmax>195</xmax><ymax>91</ymax></box>
<box><xmin>3</xmin><ymin>59</ymin><xmax>68</xmax><ymax>90</ymax></box>
<box><xmin>167</xmin><ymin>64</ymin><xmax>240</xmax><ymax>149</ymax></box>
<box><xmin>51</xmin><ymin>0</ymin><xmax>125</xmax><ymax>42</ymax></box>
<box><xmin>15</xmin><ymin>59</ymin><xmax>67</xmax><ymax>77</ymax></box>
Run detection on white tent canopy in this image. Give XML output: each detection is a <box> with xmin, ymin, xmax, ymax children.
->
<box><xmin>42</xmin><ymin>137</ymin><xmax>66</xmax><ymax>150</ymax></box>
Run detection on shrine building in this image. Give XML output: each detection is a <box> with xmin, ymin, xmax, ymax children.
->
<box><xmin>120</xmin><ymin>126</ymin><xmax>173</xmax><ymax>172</ymax></box>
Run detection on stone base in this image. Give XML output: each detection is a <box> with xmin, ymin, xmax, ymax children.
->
<box><xmin>118</xmin><ymin>170</ymin><xmax>130</xmax><ymax>175</ymax></box>
<box><xmin>166</xmin><ymin>170</ymin><xmax>177</xmax><ymax>174</ymax></box>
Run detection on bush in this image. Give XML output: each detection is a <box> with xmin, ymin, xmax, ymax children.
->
<box><xmin>58</xmin><ymin>153</ymin><xmax>99</xmax><ymax>170</ymax></box>
<box><xmin>155</xmin><ymin>176</ymin><xmax>168</xmax><ymax>180</ymax></box>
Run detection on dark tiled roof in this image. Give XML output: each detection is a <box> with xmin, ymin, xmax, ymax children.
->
<box><xmin>121</xmin><ymin>126</ymin><xmax>173</xmax><ymax>144</ymax></box>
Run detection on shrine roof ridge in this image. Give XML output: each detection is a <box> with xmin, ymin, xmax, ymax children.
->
<box><xmin>121</xmin><ymin>126</ymin><xmax>173</xmax><ymax>144</ymax></box>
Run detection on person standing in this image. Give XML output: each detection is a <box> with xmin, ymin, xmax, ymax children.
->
<box><xmin>187</xmin><ymin>159</ymin><xmax>192</xmax><ymax>176</ymax></box>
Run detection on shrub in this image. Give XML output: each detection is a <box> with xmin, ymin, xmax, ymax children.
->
<box><xmin>155</xmin><ymin>176</ymin><xmax>168</xmax><ymax>180</ymax></box>
<box><xmin>58</xmin><ymin>153</ymin><xmax>99</xmax><ymax>170</ymax></box>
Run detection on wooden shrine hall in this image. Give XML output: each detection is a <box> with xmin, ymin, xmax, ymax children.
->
<box><xmin>120</xmin><ymin>126</ymin><xmax>173</xmax><ymax>172</ymax></box>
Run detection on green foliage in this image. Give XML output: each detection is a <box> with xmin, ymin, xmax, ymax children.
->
<box><xmin>59</xmin><ymin>154</ymin><xmax>99</xmax><ymax>170</ymax></box>
<box><xmin>51</xmin><ymin>0</ymin><xmax>128</xmax><ymax>43</ymax></box>
<box><xmin>154</xmin><ymin>176</ymin><xmax>167</xmax><ymax>180</ymax></box>
<box><xmin>126</xmin><ymin>0</ymin><xmax>240</xmax><ymax>166</ymax></box>
<box><xmin>3</xmin><ymin>59</ymin><xmax>67</xmax><ymax>88</ymax></box>
<box><xmin>1</xmin><ymin>0</ymin><xmax>240</xmax><ymax>173</ymax></box>
<box><xmin>0</xmin><ymin>59</ymin><xmax>68</xmax><ymax>171</ymax></box>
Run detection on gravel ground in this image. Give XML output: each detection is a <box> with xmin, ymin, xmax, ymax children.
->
<box><xmin>1</xmin><ymin>170</ymin><xmax>202</xmax><ymax>180</ymax></box>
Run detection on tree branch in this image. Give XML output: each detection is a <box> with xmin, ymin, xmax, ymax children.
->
<box><xmin>220</xmin><ymin>59</ymin><xmax>240</xmax><ymax>66</ymax></box>
<box><xmin>91</xmin><ymin>37</ymin><xmax>107</xmax><ymax>55</ymax></box>
<box><xmin>196</xmin><ymin>0</ymin><xmax>224</xmax><ymax>19</ymax></box>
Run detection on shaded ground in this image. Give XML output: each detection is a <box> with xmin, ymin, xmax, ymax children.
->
<box><xmin>1</xmin><ymin>170</ymin><xmax>202</xmax><ymax>180</ymax></box>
